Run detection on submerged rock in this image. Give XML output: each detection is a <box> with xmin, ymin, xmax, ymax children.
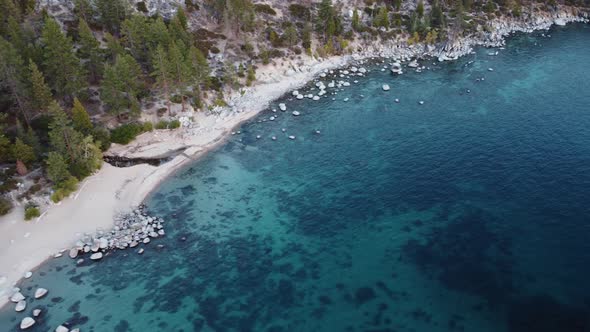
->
<box><xmin>20</xmin><ymin>317</ymin><xmax>35</xmax><ymax>330</ymax></box>
<box><xmin>33</xmin><ymin>309</ymin><xmax>41</xmax><ymax>317</ymax></box>
<box><xmin>292</xmin><ymin>111</ymin><xmax>300</xmax><ymax>116</ymax></box>
<box><xmin>382</xmin><ymin>84</ymin><xmax>390</xmax><ymax>91</ymax></box>
<box><xmin>34</xmin><ymin>288</ymin><xmax>48</xmax><ymax>299</ymax></box>
<box><xmin>55</xmin><ymin>325</ymin><xmax>69</xmax><ymax>332</ymax></box>
<box><xmin>11</xmin><ymin>292</ymin><xmax>25</xmax><ymax>303</ymax></box>
<box><xmin>15</xmin><ymin>300</ymin><xmax>26</xmax><ymax>312</ymax></box>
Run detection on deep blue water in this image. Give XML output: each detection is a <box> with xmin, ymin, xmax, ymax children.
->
<box><xmin>2</xmin><ymin>24</ymin><xmax>590</xmax><ymax>332</ymax></box>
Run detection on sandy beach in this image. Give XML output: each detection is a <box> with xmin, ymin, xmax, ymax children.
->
<box><xmin>0</xmin><ymin>54</ymin><xmax>349</xmax><ymax>307</ymax></box>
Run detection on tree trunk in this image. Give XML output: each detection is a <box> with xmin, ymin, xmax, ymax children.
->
<box><xmin>16</xmin><ymin>160</ymin><xmax>28</xmax><ymax>176</ymax></box>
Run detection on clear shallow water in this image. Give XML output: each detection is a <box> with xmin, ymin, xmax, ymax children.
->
<box><xmin>2</xmin><ymin>24</ymin><xmax>590</xmax><ymax>332</ymax></box>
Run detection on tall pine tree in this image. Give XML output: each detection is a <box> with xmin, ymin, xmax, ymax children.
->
<box><xmin>41</xmin><ymin>17</ymin><xmax>83</xmax><ymax>98</ymax></box>
<box><xmin>78</xmin><ymin>18</ymin><xmax>103</xmax><ymax>83</ymax></box>
<box><xmin>101</xmin><ymin>54</ymin><xmax>143</xmax><ymax>118</ymax></box>
<box><xmin>27</xmin><ymin>59</ymin><xmax>53</xmax><ymax>114</ymax></box>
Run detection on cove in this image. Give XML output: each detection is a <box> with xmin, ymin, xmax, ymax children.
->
<box><xmin>1</xmin><ymin>23</ymin><xmax>590</xmax><ymax>332</ymax></box>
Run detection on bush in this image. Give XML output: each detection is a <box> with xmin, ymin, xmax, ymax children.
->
<box><xmin>92</xmin><ymin>127</ymin><xmax>112</xmax><ymax>151</ymax></box>
<box><xmin>0</xmin><ymin>197</ymin><xmax>12</xmax><ymax>216</ymax></box>
<box><xmin>289</xmin><ymin>4</ymin><xmax>310</xmax><ymax>20</ymax></box>
<box><xmin>51</xmin><ymin>176</ymin><xmax>79</xmax><ymax>203</ymax></box>
<box><xmin>155</xmin><ymin>120</ymin><xmax>169</xmax><ymax>129</ymax></box>
<box><xmin>170</xmin><ymin>95</ymin><xmax>183</xmax><ymax>104</ymax></box>
<box><xmin>254</xmin><ymin>4</ymin><xmax>276</xmax><ymax>15</ymax></box>
<box><xmin>142</xmin><ymin>122</ymin><xmax>153</xmax><ymax>132</ymax></box>
<box><xmin>110</xmin><ymin>123</ymin><xmax>145</xmax><ymax>145</ymax></box>
<box><xmin>24</xmin><ymin>206</ymin><xmax>40</xmax><ymax>221</ymax></box>
<box><xmin>169</xmin><ymin>120</ymin><xmax>181</xmax><ymax>129</ymax></box>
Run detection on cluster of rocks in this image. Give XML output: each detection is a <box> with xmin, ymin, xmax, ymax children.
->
<box><xmin>9</xmin><ymin>284</ymin><xmax>61</xmax><ymax>330</ymax></box>
<box><xmin>68</xmin><ymin>205</ymin><xmax>165</xmax><ymax>262</ymax></box>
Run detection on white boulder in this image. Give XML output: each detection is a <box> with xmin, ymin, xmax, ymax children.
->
<box><xmin>55</xmin><ymin>325</ymin><xmax>69</xmax><ymax>332</ymax></box>
<box><xmin>34</xmin><ymin>288</ymin><xmax>48</xmax><ymax>299</ymax></box>
<box><xmin>278</xmin><ymin>103</ymin><xmax>287</xmax><ymax>111</ymax></box>
<box><xmin>20</xmin><ymin>317</ymin><xmax>35</xmax><ymax>330</ymax></box>
<box><xmin>11</xmin><ymin>292</ymin><xmax>25</xmax><ymax>303</ymax></box>
<box><xmin>382</xmin><ymin>84</ymin><xmax>390</xmax><ymax>91</ymax></box>
<box><xmin>15</xmin><ymin>300</ymin><xmax>26</xmax><ymax>312</ymax></box>
<box><xmin>90</xmin><ymin>252</ymin><xmax>103</xmax><ymax>261</ymax></box>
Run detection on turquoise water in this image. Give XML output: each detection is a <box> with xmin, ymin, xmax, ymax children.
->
<box><xmin>2</xmin><ymin>24</ymin><xmax>590</xmax><ymax>332</ymax></box>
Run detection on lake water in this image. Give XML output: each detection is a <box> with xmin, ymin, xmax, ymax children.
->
<box><xmin>1</xmin><ymin>23</ymin><xmax>590</xmax><ymax>332</ymax></box>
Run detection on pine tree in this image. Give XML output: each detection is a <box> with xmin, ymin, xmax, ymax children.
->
<box><xmin>12</xmin><ymin>138</ymin><xmax>36</xmax><ymax>166</ymax></box>
<box><xmin>46</xmin><ymin>151</ymin><xmax>71</xmax><ymax>184</ymax></box>
<box><xmin>417</xmin><ymin>0</ymin><xmax>425</xmax><ymax>18</ymax></box>
<box><xmin>78</xmin><ymin>18</ymin><xmax>103</xmax><ymax>82</ymax></box>
<box><xmin>74</xmin><ymin>0</ymin><xmax>94</xmax><ymax>22</ymax></box>
<box><xmin>104</xmin><ymin>32</ymin><xmax>125</xmax><ymax>60</ymax></box>
<box><xmin>96</xmin><ymin>0</ymin><xmax>128</xmax><ymax>34</ymax></box>
<box><xmin>101</xmin><ymin>54</ymin><xmax>143</xmax><ymax>118</ymax></box>
<box><xmin>151</xmin><ymin>44</ymin><xmax>172</xmax><ymax>114</ymax></box>
<box><xmin>48</xmin><ymin>101</ymin><xmax>82</xmax><ymax>163</ymax></box>
<box><xmin>71</xmin><ymin>97</ymin><xmax>93</xmax><ymax>134</ymax></box>
<box><xmin>0</xmin><ymin>0</ymin><xmax>20</xmax><ymax>35</ymax></box>
<box><xmin>167</xmin><ymin>41</ymin><xmax>191</xmax><ymax>111</ymax></box>
<box><xmin>283</xmin><ymin>25</ymin><xmax>298</xmax><ymax>47</ymax></box>
<box><xmin>121</xmin><ymin>15</ymin><xmax>151</xmax><ymax>63</ymax></box>
<box><xmin>41</xmin><ymin>17</ymin><xmax>83</xmax><ymax>98</ymax></box>
<box><xmin>188</xmin><ymin>46</ymin><xmax>209</xmax><ymax>86</ymax></box>
<box><xmin>431</xmin><ymin>0</ymin><xmax>445</xmax><ymax>29</ymax></box>
<box><xmin>246</xmin><ymin>64</ymin><xmax>255</xmax><ymax>86</ymax></box>
<box><xmin>27</xmin><ymin>59</ymin><xmax>53</xmax><ymax>114</ymax></box>
<box><xmin>373</xmin><ymin>7</ymin><xmax>389</xmax><ymax>29</ymax></box>
<box><xmin>0</xmin><ymin>38</ymin><xmax>30</xmax><ymax>125</ymax></box>
<box><xmin>176</xmin><ymin>6</ymin><xmax>188</xmax><ymax>30</ymax></box>
<box><xmin>352</xmin><ymin>9</ymin><xmax>361</xmax><ymax>32</ymax></box>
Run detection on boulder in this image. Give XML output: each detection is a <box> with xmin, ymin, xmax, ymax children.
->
<box><xmin>288</xmin><ymin>135</ymin><xmax>296</xmax><ymax>140</ymax></box>
<box><xmin>15</xmin><ymin>300</ymin><xmax>26</xmax><ymax>312</ymax></box>
<box><xmin>69</xmin><ymin>248</ymin><xmax>78</xmax><ymax>259</ymax></box>
<box><xmin>278</xmin><ymin>103</ymin><xmax>287</xmax><ymax>111</ymax></box>
<box><xmin>292</xmin><ymin>111</ymin><xmax>300</xmax><ymax>116</ymax></box>
<box><xmin>20</xmin><ymin>317</ymin><xmax>35</xmax><ymax>330</ymax></box>
<box><xmin>382</xmin><ymin>84</ymin><xmax>390</xmax><ymax>91</ymax></box>
<box><xmin>34</xmin><ymin>288</ymin><xmax>48</xmax><ymax>299</ymax></box>
<box><xmin>90</xmin><ymin>252</ymin><xmax>103</xmax><ymax>261</ymax></box>
<box><xmin>11</xmin><ymin>292</ymin><xmax>25</xmax><ymax>303</ymax></box>
<box><xmin>24</xmin><ymin>271</ymin><xmax>32</xmax><ymax>279</ymax></box>
<box><xmin>55</xmin><ymin>325</ymin><xmax>69</xmax><ymax>332</ymax></box>
<box><xmin>33</xmin><ymin>309</ymin><xmax>41</xmax><ymax>317</ymax></box>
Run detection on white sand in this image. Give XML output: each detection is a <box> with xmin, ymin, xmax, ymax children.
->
<box><xmin>0</xmin><ymin>54</ymin><xmax>349</xmax><ymax>307</ymax></box>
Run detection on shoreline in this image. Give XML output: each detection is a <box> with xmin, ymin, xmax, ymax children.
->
<box><xmin>0</xmin><ymin>8</ymin><xmax>588</xmax><ymax>308</ymax></box>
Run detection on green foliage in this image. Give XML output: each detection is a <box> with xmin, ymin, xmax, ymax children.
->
<box><xmin>254</xmin><ymin>3</ymin><xmax>276</xmax><ymax>15</ymax></box>
<box><xmin>417</xmin><ymin>0</ymin><xmax>425</xmax><ymax>18</ymax></box>
<box><xmin>169</xmin><ymin>119</ymin><xmax>181</xmax><ymax>129</ymax></box>
<box><xmin>101</xmin><ymin>54</ymin><xmax>144</xmax><ymax>118</ymax></box>
<box><xmin>316</xmin><ymin>0</ymin><xmax>342</xmax><ymax>43</ymax></box>
<box><xmin>373</xmin><ymin>7</ymin><xmax>389</xmax><ymax>29</ymax></box>
<box><xmin>0</xmin><ymin>38</ymin><xmax>30</xmax><ymax>124</ymax></box>
<box><xmin>302</xmin><ymin>23</ymin><xmax>312</xmax><ymax>51</ymax></box>
<box><xmin>27</xmin><ymin>60</ymin><xmax>53</xmax><ymax>114</ymax></box>
<box><xmin>78</xmin><ymin>18</ymin><xmax>103</xmax><ymax>82</ymax></box>
<box><xmin>288</xmin><ymin>4</ymin><xmax>310</xmax><ymax>20</ymax></box>
<box><xmin>110</xmin><ymin>122</ymin><xmax>149</xmax><ymax>144</ymax></box>
<box><xmin>46</xmin><ymin>151</ymin><xmax>71</xmax><ymax>184</ymax></box>
<box><xmin>50</xmin><ymin>176</ymin><xmax>78</xmax><ymax>202</ymax></box>
<box><xmin>91</xmin><ymin>127</ymin><xmax>111</xmax><ymax>151</ymax></box>
<box><xmin>96</xmin><ymin>0</ymin><xmax>128</xmax><ymax>33</ymax></box>
<box><xmin>392</xmin><ymin>0</ymin><xmax>402</xmax><ymax>11</ymax></box>
<box><xmin>12</xmin><ymin>138</ymin><xmax>36</xmax><ymax>165</ymax></box>
<box><xmin>246</xmin><ymin>64</ymin><xmax>255</xmax><ymax>86</ymax></box>
<box><xmin>283</xmin><ymin>25</ymin><xmax>298</xmax><ymax>47</ymax></box>
<box><xmin>0</xmin><ymin>197</ymin><xmax>12</xmax><ymax>216</ymax></box>
<box><xmin>41</xmin><ymin>17</ymin><xmax>83</xmax><ymax>98</ymax></box>
<box><xmin>74</xmin><ymin>0</ymin><xmax>94</xmax><ymax>21</ymax></box>
<box><xmin>142</xmin><ymin>121</ymin><xmax>153</xmax><ymax>132</ymax></box>
<box><xmin>352</xmin><ymin>9</ymin><xmax>361</xmax><ymax>31</ymax></box>
<box><xmin>431</xmin><ymin>1</ymin><xmax>445</xmax><ymax>29</ymax></box>
<box><xmin>71</xmin><ymin>98</ymin><xmax>93</xmax><ymax>134</ymax></box>
<box><xmin>24</xmin><ymin>206</ymin><xmax>40</xmax><ymax>220</ymax></box>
